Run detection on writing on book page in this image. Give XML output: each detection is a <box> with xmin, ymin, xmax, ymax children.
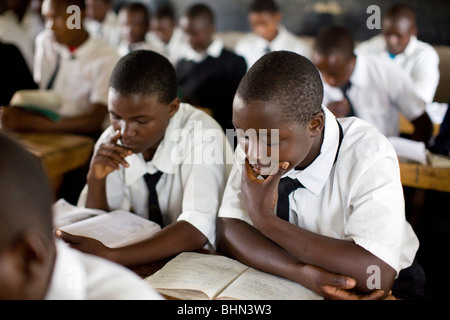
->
<box><xmin>146</xmin><ymin>252</ymin><xmax>249</xmax><ymax>300</ymax></box>
<box><xmin>217</xmin><ymin>267</ymin><xmax>322</xmax><ymax>300</ymax></box>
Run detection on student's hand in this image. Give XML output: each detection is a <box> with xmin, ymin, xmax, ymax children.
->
<box><xmin>326</xmin><ymin>100</ymin><xmax>351</xmax><ymax>118</ymax></box>
<box><xmin>88</xmin><ymin>130</ymin><xmax>132</xmax><ymax>180</ymax></box>
<box><xmin>241</xmin><ymin>157</ymin><xmax>290</xmax><ymax>215</ymax></box>
<box><xmin>55</xmin><ymin>229</ymin><xmax>113</xmax><ymax>260</ymax></box>
<box><xmin>301</xmin><ymin>264</ymin><xmax>392</xmax><ymax>300</ymax></box>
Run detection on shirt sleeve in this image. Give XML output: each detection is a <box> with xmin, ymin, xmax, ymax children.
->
<box><xmin>176</xmin><ymin>121</ymin><xmax>233</xmax><ymax>249</ymax></box>
<box><xmin>344</xmin><ymin>154</ymin><xmax>419</xmax><ymax>274</ymax></box>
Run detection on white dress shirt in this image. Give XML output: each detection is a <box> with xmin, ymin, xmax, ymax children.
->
<box><xmin>146</xmin><ymin>27</ymin><xmax>189</xmax><ymax>65</ymax></box>
<box><xmin>178</xmin><ymin>37</ymin><xmax>225</xmax><ymax>63</ymax></box>
<box><xmin>117</xmin><ymin>40</ymin><xmax>159</xmax><ymax>57</ymax></box>
<box><xmin>84</xmin><ymin>10</ymin><xmax>121</xmax><ymax>48</ymax></box>
<box><xmin>34</xmin><ymin>30</ymin><xmax>119</xmax><ymax>120</ymax></box>
<box><xmin>357</xmin><ymin>35</ymin><xmax>440</xmax><ymax>103</ymax></box>
<box><xmin>322</xmin><ymin>53</ymin><xmax>427</xmax><ymax>137</ymax></box>
<box><xmin>78</xmin><ymin>104</ymin><xmax>233</xmax><ymax>249</ymax></box>
<box><xmin>45</xmin><ymin>241</ymin><xmax>163</xmax><ymax>300</ymax></box>
<box><xmin>235</xmin><ymin>25</ymin><xmax>312</xmax><ymax>69</ymax></box>
<box><xmin>0</xmin><ymin>9</ymin><xmax>43</xmax><ymax>71</ymax></box>
<box><xmin>218</xmin><ymin>107</ymin><xmax>419</xmax><ymax>274</ymax></box>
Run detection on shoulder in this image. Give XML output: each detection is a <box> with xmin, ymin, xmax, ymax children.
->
<box><xmin>175</xmin><ymin>103</ymin><xmax>223</xmax><ymax>131</ymax></box>
<box><xmin>337</xmin><ymin>116</ymin><xmax>398</xmax><ymax>167</ymax></box>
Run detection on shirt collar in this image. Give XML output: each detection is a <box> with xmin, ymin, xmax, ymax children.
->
<box><xmin>284</xmin><ymin>107</ymin><xmax>342</xmax><ymax>195</ymax></box>
<box><xmin>183</xmin><ymin>38</ymin><xmax>224</xmax><ymax>63</ymax></box>
<box><xmin>123</xmin><ymin>105</ymin><xmax>185</xmax><ymax>186</ymax></box>
<box><xmin>403</xmin><ymin>35</ymin><xmax>418</xmax><ymax>56</ymax></box>
<box><xmin>54</xmin><ymin>35</ymin><xmax>94</xmax><ymax>60</ymax></box>
<box><xmin>44</xmin><ymin>242</ymin><xmax>87</xmax><ymax>300</ymax></box>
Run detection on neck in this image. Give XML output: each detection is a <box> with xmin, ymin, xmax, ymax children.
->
<box><xmin>67</xmin><ymin>30</ymin><xmax>89</xmax><ymax>48</ymax></box>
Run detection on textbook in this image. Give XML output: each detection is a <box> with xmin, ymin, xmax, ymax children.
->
<box><xmin>10</xmin><ymin>89</ymin><xmax>61</xmax><ymax>121</ymax></box>
<box><xmin>145</xmin><ymin>252</ymin><xmax>323</xmax><ymax>300</ymax></box>
<box><xmin>52</xmin><ymin>199</ymin><xmax>161</xmax><ymax>248</ymax></box>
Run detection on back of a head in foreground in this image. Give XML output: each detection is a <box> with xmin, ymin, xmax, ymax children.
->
<box><xmin>236</xmin><ymin>50</ymin><xmax>324</xmax><ymax>125</ymax></box>
<box><xmin>0</xmin><ymin>133</ymin><xmax>54</xmax><ymax>247</ymax></box>
<box><xmin>109</xmin><ymin>50</ymin><xmax>178</xmax><ymax>104</ymax></box>
<box><xmin>0</xmin><ymin>132</ymin><xmax>55</xmax><ymax>299</ymax></box>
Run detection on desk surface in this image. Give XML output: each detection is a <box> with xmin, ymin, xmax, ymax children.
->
<box><xmin>399</xmin><ymin>161</ymin><xmax>450</xmax><ymax>193</ymax></box>
<box><xmin>11</xmin><ymin>132</ymin><xmax>94</xmax><ymax>195</ymax></box>
<box><xmin>15</xmin><ymin>132</ymin><xmax>94</xmax><ymax>178</ymax></box>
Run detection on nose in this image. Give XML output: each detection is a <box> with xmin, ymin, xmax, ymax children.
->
<box><xmin>120</xmin><ymin>121</ymin><xmax>136</xmax><ymax>139</ymax></box>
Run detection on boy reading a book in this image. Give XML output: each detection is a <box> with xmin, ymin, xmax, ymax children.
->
<box><xmin>0</xmin><ymin>132</ymin><xmax>162</xmax><ymax>300</ymax></box>
<box><xmin>217</xmin><ymin>51</ymin><xmax>421</xmax><ymax>299</ymax></box>
<box><xmin>57</xmin><ymin>50</ymin><xmax>232</xmax><ymax>267</ymax></box>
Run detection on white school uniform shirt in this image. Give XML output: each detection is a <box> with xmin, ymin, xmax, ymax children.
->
<box><xmin>218</xmin><ymin>107</ymin><xmax>419</xmax><ymax>274</ymax></box>
<box><xmin>0</xmin><ymin>9</ymin><xmax>43</xmax><ymax>71</ymax></box>
<box><xmin>84</xmin><ymin>10</ymin><xmax>121</xmax><ymax>49</ymax></box>
<box><xmin>356</xmin><ymin>35</ymin><xmax>440</xmax><ymax>103</ymax></box>
<box><xmin>45</xmin><ymin>241</ymin><xmax>163</xmax><ymax>300</ymax></box>
<box><xmin>146</xmin><ymin>27</ymin><xmax>189</xmax><ymax>65</ymax></box>
<box><xmin>322</xmin><ymin>53</ymin><xmax>427</xmax><ymax>137</ymax></box>
<box><xmin>117</xmin><ymin>40</ymin><xmax>160</xmax><ymax>57</ymax></box>
<box><xmin>34</xmin><ymin>30</ymin><xmax>119</xmax><ymax>120</ymax></box>
<box><xmin>179</xmin><ymin>37</ymin><xmax>224</xmax><ymax>63</ymax></box>
<box><xmin>235</xmin><ymin>25</ymin><xmax>312</xmax><ymax>69</ymax></box>
<box><xmin>78</xmin><ymin>104</ymin><xmax>233</xmax><ymax>249</ymax></box>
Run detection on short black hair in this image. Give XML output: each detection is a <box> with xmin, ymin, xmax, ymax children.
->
<box><xmin>314</xmin><ymin>25</ymin><xmax>355</xmax><ymax>60</ymax></box>
<box><xmin>236</xmin><ymin>51</ymin><xmax>323</xmax><ymax>125</ymax></box>
<box><xmin>249</xmin><ymin>0</ymin><xmax>279</xmax><ymax>13</ymax></box>
<box><xmin>385</xmin><ymin>4</ymin><xmax>417</xmax><ymax>26</ymax></box>
<box><xmin>184</xmin><ymin>3</ymin><xmax>215</xmax><ymax>26</ymax></box>
<box><xmin>0</xmin><ymin>133</ymin><xmax>54</xmax><ymax>246</ymax></box>
<box><xmin>155</xmin><ymin>2</ymin><xmax>176</xmax><ymax>21</ymax></box>
<box><xmin>120</xmin><ymin>2</ymin><xmax>151</xmax><ymax>21</ymax></box>
<box><xmin>54</xmin><ymin>0</ymin><xmax>86</xmax><ymax>11</ymax></box>
<box><xmin>109</xmin><ymin>50</ymin><xmax>177</xmax><ymax>104</ymax></box>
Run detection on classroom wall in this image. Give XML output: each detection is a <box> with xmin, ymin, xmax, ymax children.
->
<box><xmin>112</xmin><ymin>0</ymin><xmax>450</xmax><ymax>45</ymax></box>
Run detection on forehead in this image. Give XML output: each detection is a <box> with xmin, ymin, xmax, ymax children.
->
<box><xmin>232</xmin><ymin>96</ymin><xmax>293</xmax><ymax>131</ymax></box>
<box><xmin>382</xmin><ymin>17</ymin><xmax>413</xmax><ymax>34</ymax></box>
<box><xmin>108</xmin><ymin>89</ymin><xmax>161</xmax><ymax>115</ymax></box>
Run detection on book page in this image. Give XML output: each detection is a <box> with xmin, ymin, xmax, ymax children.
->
<box><xmin>387</xmin><ymin>136</ymin><xmax>427</xmax><ymax>164</ymax></box>
<box><xmin>52</xmin><ymin>199</ymin><xmax>105</xmax><ymax>228</ymax></box>
<box><xmin>217</xmin><ymin>267</ymin><xmax>323</xmax><ymax>300</ymax></box>
<box><xmin>59</xmin><ymin>210</ymin><xmax>161</xmax><ymax>248</ymax></box>
<box><xmin>145</xmin><ymin>252</ymin><xmax>249</xmax><ymax>300</ymax></box>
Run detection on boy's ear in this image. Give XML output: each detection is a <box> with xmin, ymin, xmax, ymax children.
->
<box><xmin>13</xmin><ymin>230</ymin><xmax>54</xmax><ymax>299</ymax></box>
<box><xmin>168</xmin><ymin>98</ymin><xmax>180</xmax><ymax>118</ymax></box>
<box><xmin>309</xmin><ymin>112</ymin><xmax>325</xmax><ymax>137</ymax></box>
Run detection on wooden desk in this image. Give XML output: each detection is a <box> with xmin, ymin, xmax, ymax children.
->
<box><xmin>399</xmin><ymin>161</ymin><xmax>450</xmax><ymax>193</ymax></box>
<box><xmin>14</xmin><ymin>132</ymin><xmax>94</xmax><ymax>195</ymax></box>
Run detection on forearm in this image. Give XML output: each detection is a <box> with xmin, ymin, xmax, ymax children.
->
<box><xmin>254</xmin><ymin>213</ymin><xmax>395</xmax><ymax>293</ymax></box>
<box><xmin>85</xmin><ymin>176</ymin><xmax>109</xmax><ymax>211</ymax></box>
<box><xmin>217</xmin><ymin>218</ymin><xmax>306</xmax><ymax>285</ymax></box>
<box><xmin>110</xmin><ymin>221</ymin><xmax>208</xmax><ymax>267</ymax></box>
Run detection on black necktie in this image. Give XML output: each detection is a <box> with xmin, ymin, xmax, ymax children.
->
<box><xmin>340</xmin><ymin>82</ymin><xmax>355</xmax><ymax>117</ymax></box>
<box><xmin>46</xmin><ymin>54</ymin><xmax>60</xmax><ymax>90</ymax></box>
<box><xmin>276</xmin><ymin>177</ymin><xmax>304</xmax><ymax>221</ymax></box>
<box><xmin>143</xmin><ymin>171</ymin><xmax>164</xmax><ymax>227</ymax></box>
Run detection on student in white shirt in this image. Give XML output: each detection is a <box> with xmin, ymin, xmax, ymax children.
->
<box><xmin>57</xmin><ymin>50</ymin><xmax>232</xmax><ymax>267</ymax></box>
<box><xmin>84</xmin><ymin>0</ymin><xmax>120</xmax><ymax>48</ymax></box>
<box><xmin>0</xmin><ymin>132</ymin><xmax>163</xmax><ymax>300</ymax></box>
<box><xmin>312</xmin><ymin>26</ymin><xmax>433</xmax><ymax>144</ymax></box>
<box><xmin>117</xmin><ymin>2</ymin><xmax>157</xmax><ymax>57</ymax></box>
<box><xmin>234</xmin><ymin>0</ymin><xmax>311</xmax><ymax>70</ymax></box>
<box><xmin>1</xmin><ymin>0</ymin><xmax>119</xmax><ymax>137</ymax></box>
<box><xmin>146</xmin><ymin>2</ymin><xmax>188</xmax><ymax>65</ymax></box>
<box><xmin>356</xmin><ymin>4</ymin><xmax>440</xmax><ymax>104</ymax></box>
<box><xmin>217</xmin><ymin>51</ymin><xmax>422</xmax><ymax>299</ymax></box>
<box><xmin>0</xmin><ymin>0</ymin><xmax>44</xmax><ymax>72</ymax></box>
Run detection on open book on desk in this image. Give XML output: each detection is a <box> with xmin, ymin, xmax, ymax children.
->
<box><xmin>145</xmin><ymin>252</ymin><xmax>323</xmax><ymax>300</ymax></box>
<box><xmin>52</xmin><ymin>199</ymin><xmax>161</xmax><ymax>248</ymax></box>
